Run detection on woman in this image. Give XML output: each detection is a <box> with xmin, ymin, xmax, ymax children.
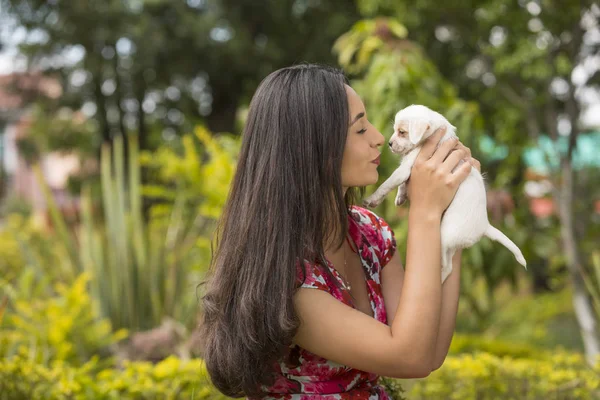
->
<box><xmin>200</xmin><ymin>64</ymin><xmax>478</xmax><ymax>399</ymax></box>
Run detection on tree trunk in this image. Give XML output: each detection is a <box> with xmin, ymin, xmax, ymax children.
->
<box><xmin>206</xmin><ymin>86</ymin><xmax>239</xmax><ymax>134</ymax></box>
<box><xmin>531</xmin><ymin>258</ymin><xmax>553</xmax><ymax>293</ymax></box>
<box><xmin>93</xmin><ymin>73</ymin><xmax>111</xmax><ymax>145</ymax></box>
<box><xmin>134</xmin><ymin>78</ymin><xmax>152</xmax><ymax>221</ymax></box>
<box><xmin>555</xmin><ymin>158</ymin><xmax>600</xmax><ymax>365</ymax></box>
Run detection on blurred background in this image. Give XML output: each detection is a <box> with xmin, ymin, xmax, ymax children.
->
<box><xmin>0</xmin><ymin>0</ymin><xmax>599</xmax><ymax>398</ymax></box>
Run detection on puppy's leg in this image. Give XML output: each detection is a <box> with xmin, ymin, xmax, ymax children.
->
<box><xmin>394</xmin><ymin>183</ymin><xmax>408</xmax><ymax>206</ymax></box>
<box><xmin>441</xmin><ymin>248</ymin><xmax>455</xmax><ymax>284</ymax></box>
<box><xmin>364</xmin><ymin>149</ymin><xmax>420</xmax><ymax>208</ymax></box>
<box><xmin>364</xmin><ymin>164</ymin><xmax>411</xmax><ymax>208</ymax></box>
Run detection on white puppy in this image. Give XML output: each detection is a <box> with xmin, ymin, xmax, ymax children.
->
<box><xmin>364</xmin><ymin>105</ymin><xmax>527</xmax><ymax>283</ymax></box>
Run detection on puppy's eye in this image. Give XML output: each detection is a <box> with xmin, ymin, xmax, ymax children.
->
<box><xmin>398</xmin><ymin>130</ymin><xmax>407</xmax><ymax>135</ymax></box>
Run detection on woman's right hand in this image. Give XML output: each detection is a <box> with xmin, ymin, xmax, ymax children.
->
<box><xmin>406</xmin><ymin>127</ymin><xmax>473</xmax><ymax>218</ymax></box>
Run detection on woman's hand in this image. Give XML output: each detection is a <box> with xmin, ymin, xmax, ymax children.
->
<box><xmin>406</xmin><ymin>127</ymin><xmax>474</xmax><ymax>217</ymax></box>
<box><xmin>449</xmin><ymin>138</ymin><xmax>481</xmax><ymax>172</ymax></box>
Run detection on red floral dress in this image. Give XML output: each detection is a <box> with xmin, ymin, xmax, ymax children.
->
<box><xmin>256</xmin><ymin>206</ymin><xmax>397</xmax><ymax>399</ymax></box>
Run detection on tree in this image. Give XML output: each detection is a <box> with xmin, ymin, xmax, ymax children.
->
<box><xmin>1</xmin><ymin>0</ymin><xmax>360</xmax><ymax>155</ymax></box>
<box><xmin>355</xmin><ymin>0</ymin><xmax>600</xmax><ymax>363</ymax></box>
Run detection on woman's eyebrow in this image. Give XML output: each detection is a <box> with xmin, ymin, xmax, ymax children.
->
<box><xmin>350</xmin><ymin>112</ymin><xmax>365</xmax><ymax>126</ymax></box>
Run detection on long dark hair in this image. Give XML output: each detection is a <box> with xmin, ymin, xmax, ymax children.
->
<box><xmin>199</xmin><ymin>64</ymin><xmax>363</xmax><ymax>397</ymax></box>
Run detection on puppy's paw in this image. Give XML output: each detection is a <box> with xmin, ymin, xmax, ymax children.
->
<box><xmin>363</xmin><ymin>196</ymin><xmax>382</xmax><ymax>208</ymax></box>
<box><xmin>394</xmin><ymin>193</ymin><xmax>407</xmax><ymax>206</ymax></box>
<box><xmin>441</xmin><ymin>266</ymin><xmax>453</xmax><ymax>284</ymax></box>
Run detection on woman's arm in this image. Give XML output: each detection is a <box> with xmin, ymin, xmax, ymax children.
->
<box><xmin>392</xmin><ymin>208</ymin><xmax>444</xmax><ymax>368</ymax></box>
<box><xmin>431</xmin><ymin>249</ymin><xmax>462</xmax><ymax>370</ymax></box>
<box><xmin>293</xmin><ymin>208</ymin><xmax>446</xmax><ymax>378</ymax></box>
<box><xmin>382</xmin><ymin>247</ymin><xmax>462</xmax><ymax>370</ymax></box>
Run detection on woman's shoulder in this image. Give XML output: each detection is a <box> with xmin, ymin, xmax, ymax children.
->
<box><xmin>349</xmin><ymin>205</ymin><xmax>388</xmax><ymax>229</ymax></box>
<box><xmin>295</xmin><ymin>258</ymin><xmax>330</xmax><ymax>291</ymax></box>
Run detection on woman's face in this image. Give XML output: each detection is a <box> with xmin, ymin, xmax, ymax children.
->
<box><xmin>341</xmin><ymin>85</ymin><xmax>385</xmax><ymax>189</ymax></box>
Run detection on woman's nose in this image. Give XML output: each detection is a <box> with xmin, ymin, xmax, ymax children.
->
<box><xmin>373</xmin><ymin>129</ymin><xmax>385</xmax><ymax>147</ymax></box>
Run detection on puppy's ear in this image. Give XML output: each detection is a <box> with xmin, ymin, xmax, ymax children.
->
<box><xmin>408</xmin><ymin>120</ymin><xmax>430</xmax><ymax>145</ymax></box>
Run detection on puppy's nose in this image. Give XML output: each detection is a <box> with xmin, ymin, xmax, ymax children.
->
<box><xmin>388</xmin><ymin>141</ymin><xmax>393</xmax><ymax>148</ymax></box>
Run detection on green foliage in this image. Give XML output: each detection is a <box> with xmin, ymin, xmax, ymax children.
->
<box><xmin>0</xmin><ymin>273</ymin><xmax>126</xmax><ymax>367</ymax></box>
<box><xmin>0</xmin><ymin>194</ymin><xmax>32</xmax><ymax>218</ymax></box>
<box><xmin>454</xmin><ymin>277</ymin><xmax>584</xmax><ymax>351</ymax></box>
<box><xmin>139</xmin><ymin>126</ymin><xmax>240</xmax><ymax>276</ymax></box>
<box><xmin>140</xmin><ymin>126</ymin><xmax>240</xmax><ymax>220</ymax></box>
<box><xmin>0</xmin><ymin>355</ymin><xmax>229</xmax><ymax>400</ymax></box>
<box><xmin>0</xmin><ymin>214</ymin><xmax>76</xmax><ymax>286</ymax></box>
<box><xmin>334</xmin><ymin>17</ymin><xmax>483</xmax><ymax>219</ymax></box>
<box><xmin>26</xmin><ymin>129</ymin><xmax>228</xmax><ymax>333</ymax></box>
<box><xmin>3</xmin><ymin>0</ymin><xmax>360</xmax><ymax>148</ymax></box>
<box><xmin>352</xmin><ymin>0</ymin><xmax>598</xmax><ymax>301</ymax></box>
<box><xmin>584</xmin><ymin>252</ymin><xmax>600</xmax><ymax>322</ymax></box>
<box><xmin>0</xmin><ymin>216</ymin><xmax>30</xmax><ymax>284</ymax></box>
<box><xmin>333</xmin><ymin>18</ymin><xmax>408</xmax><ymax>75</ymax></box>
<box><xmin>405</xmin><ymin>352</ymin><xmax>600</xmax><ymax>399</ymax></box>
<box><xmin>484</xmin><ymin>285</ymin><xmax>578</xmax><ymax>347</ymax></box>
<box><xmin>390</xmin><ymin>217</ymin><xmax>528</xmax><ymax>329</ymax></box>
<box><xmin>16</xmin><ymin>104</ymin><xmax>99</xmax><ymax>163</ymax></box>
<box><xmin>77</xmin><ymin>134</ymin><xmax>209</xmax><ymax>332</ymax></box>
<box><xmin>1</xmin><ymin>351</ymin><xmax>598</xmax><ymax>400</ymax></box>
<box><xmin>450</xmin><ymin>334</ymin><xmax>550</xmax><ymax>359</ymax></box>
<box><xmin>380</xmin><ymin>376</ymin><xmax>407</xmax><ymax>400</ymax></box>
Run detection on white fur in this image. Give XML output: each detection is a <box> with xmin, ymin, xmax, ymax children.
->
<box><xmin>364</xmin><ymin>105</ymin><xmax>527</xmax><ymax>283</ymax></box>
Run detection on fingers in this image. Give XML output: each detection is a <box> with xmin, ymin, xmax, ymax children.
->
<box><xmin>450</xmin><ymin>159</ymin><xmax>473</xmax><ymax>185</ymax></box>
<box><xmin>428</xmin><ymin>136</ymin><xmax>460</xmax><ymax>166</ymax></box>
<box><xmin>470</xmin><ymin>157</ymin><xmax>481</xmax><ymax>172</ymax></box>
<box><xmin>452</xmin><ymin>142</ymin><xmax>480</xmax><ymax>172</ymax></box>
<box><xmin>439</xmin><ymin>145</ymin><xmax>471</xmax><ymax>175</ymax></box>
<box><xmin>455</xmin><ymin>142</ymin><xmax>471</xmax><ymax>159</ymax></box>
<box><xmin>416</xmin><ymin>126</ymin><xmax>446</xmax><ymax>161</ymax></box>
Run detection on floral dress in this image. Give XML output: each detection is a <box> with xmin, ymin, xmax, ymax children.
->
<box><xmin>255</xmin><ymin>206</ymin><xmax>397</xmax><ymax>399</ymax></box>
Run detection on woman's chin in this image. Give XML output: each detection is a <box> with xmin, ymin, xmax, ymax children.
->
<box><xmin>363</xmin><ymin>174</ymin><xmax>379</xmax><ymax>187</ymax></box>
<box><xmin>343</xmin><ymin>170</ymin><xmax>379</xmax><ymax>188</ymax></box>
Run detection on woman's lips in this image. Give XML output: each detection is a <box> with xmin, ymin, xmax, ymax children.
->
<box><xmin>371</xmin><ymin>155</ymin><xmax>380</xmax><ymax>165</ymax></box>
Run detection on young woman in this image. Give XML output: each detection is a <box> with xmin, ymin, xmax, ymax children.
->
<box><xmin>200</xmin><ymin>64</ymin><xmax>478</xmax><ymax>399</ymax></box>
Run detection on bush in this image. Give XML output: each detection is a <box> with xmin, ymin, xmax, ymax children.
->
<box><xmin>402</xmin><ymin>352</ymin><xmax>600</xmax><ymax>400</ymax></box>
<box><xmin>449</xmin><ymin>334</ymin><xmax>551</xmax><ymax>359</ymax></box>
<box><xmin>1</xmin><ymin>273</ymin><xmax>126</xmax><ymax>367</ymax></box>
<box><xmin>1</xmin><ymin>352</ymin><xmax>598</xmax><ymax>399</ymax></box>
<box><xmin>0</xmin><ymin>355</ymin><xmax>229</xmax><ymax>400</ymax></box>
<box><xmin>0</xmin><ymin>214</ymin><xmax>76</xmax><ymax>286</ymax></box>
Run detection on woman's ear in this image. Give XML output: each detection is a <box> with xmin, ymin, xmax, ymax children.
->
<box><xmin>408</xmin><ymin>120</ymin><xmax>431</xmax><ymax>145</ymax></box>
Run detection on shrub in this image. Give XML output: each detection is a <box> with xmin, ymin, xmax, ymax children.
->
<box><xmin>0</xmin><ymin>355</ymin><xmax>228</xmax><ymax>400</ymax></box>
<box><xmin>1</xmin><ymin>273</ymin><xmax>126</xmax><ymax>367</ymax></box>
<box><xmin>403</xmin><ymin>352</ymin><xmax>600</xmax><ymax>400</ymax></box>
<box><xmin>1</xmin><ymin>352</ymin><xmax>599</xmax><ymax>399</ymax></box>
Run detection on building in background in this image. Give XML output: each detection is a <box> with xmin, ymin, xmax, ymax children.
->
<box><xmin>0</xmin><ymin>72</ymin><xmax>81</xmax><ymax>221</ymax></box>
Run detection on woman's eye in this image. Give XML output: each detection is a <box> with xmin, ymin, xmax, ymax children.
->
<box><xmin>357</xmin><ymin>128</ymin><xmax>367</xmax><ymax>134</ymax></box>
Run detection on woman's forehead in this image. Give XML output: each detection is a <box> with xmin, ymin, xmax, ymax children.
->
<box><xmin>345</xmin><ymin>85</ymin><xmax>365</xmax><ymax>114</ymax></box>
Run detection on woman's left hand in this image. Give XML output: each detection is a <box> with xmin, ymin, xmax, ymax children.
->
<box><xmin>452</xmin><ymin>142</ymin><xmax>480</xmax><ymax>172</ymax></box>
<box><xmin>469</xmin><ymin>157</ymin><xmax>481</xmax><ymax>172</ymax></box>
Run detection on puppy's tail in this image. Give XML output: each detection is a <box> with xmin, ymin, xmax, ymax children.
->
<box><xmin>484</xmin><ymin>225</ymin><xmax>527</xmax><ymax>269</ymax></box>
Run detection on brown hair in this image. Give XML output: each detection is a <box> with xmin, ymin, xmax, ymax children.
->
<box><xmin>199</xmin><ymin>64</ymin><xmax>363</xmax><ymax>397</ymax></box>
